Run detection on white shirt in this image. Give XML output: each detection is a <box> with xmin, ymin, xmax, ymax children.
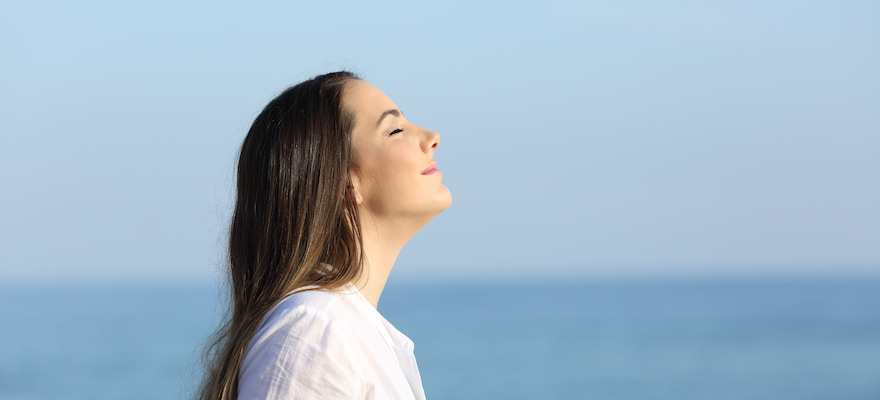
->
<box><xmin>238</xmin><ymin>283</ymin><xmax>427</xmax><ymax>400</ymax></box>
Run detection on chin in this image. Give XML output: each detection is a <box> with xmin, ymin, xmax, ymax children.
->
<box><xmin>417</xmin><ymin>194</ymin><xmax>452</xmax><ymax>223</ymax></box>
<box><xmin>436</xmin><ymin>187</ymin><xmax>452</xmax><ymax>212</ymax></box>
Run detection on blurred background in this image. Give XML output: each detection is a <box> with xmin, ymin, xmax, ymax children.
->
<box><xmin>1</xmin><ymin>0</ymin><xmax>878</xmax><ymax>399</ymax></box>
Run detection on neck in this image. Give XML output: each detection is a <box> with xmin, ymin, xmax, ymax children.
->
<box><xmin>353</xmin><ymin>215</ymin><xmax>424</xmax><ymax>308</ymax></box>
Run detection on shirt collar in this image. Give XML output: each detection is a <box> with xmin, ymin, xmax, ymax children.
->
<box><xmin>334</xmin><ymin>282</ymin><xmax>415</xmax><ymax>352</ymax></box>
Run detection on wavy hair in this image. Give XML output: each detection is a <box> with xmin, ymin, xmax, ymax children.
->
<box><xmin>198</xmin><ymin>71</ymin><xmax>363</xmax><ymax>400</ymax></box>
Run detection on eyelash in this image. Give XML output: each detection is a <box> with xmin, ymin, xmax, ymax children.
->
<box><xmin>390</xmin><ymin>128</ymin><xmax>404</xmax><ymax>136</ymax></box>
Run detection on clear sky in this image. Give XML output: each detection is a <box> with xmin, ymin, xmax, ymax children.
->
<box><xmin>1</xmin><ymin>0</ymin><xmax>878</xmax><ymax>283</ymax></box>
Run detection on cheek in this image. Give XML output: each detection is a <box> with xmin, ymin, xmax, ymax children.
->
<box><xmin>375</xmin><ymin>148</ymin><xmax>420</xmax><ymax>193</ymax></box>
<box><xmin>359</xmin><ymin>146</ymin><xmax>422</xmax><ymax>205</ymax></box>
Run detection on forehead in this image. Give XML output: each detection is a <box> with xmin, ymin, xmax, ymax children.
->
<box><xmin>343</xmin><ymin>80</ymin><xmax>398</xmax><ymax>123</ymax></box>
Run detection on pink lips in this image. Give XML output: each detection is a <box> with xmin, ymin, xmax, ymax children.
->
<box><xmin>421</xmin><ymin>161</ymin><xmax>441</xmax><ymax>176</ymax></box>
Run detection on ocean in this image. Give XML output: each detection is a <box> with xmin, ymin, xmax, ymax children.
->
<box><xmin>1</xmin><ymin>278</ymin><xmax>879</xmax><ymax>399</ymax></box>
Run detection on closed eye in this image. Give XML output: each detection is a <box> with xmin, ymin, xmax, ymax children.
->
<box><xmin>390</xmin><ymin>128</ymin><xmax>404</xmax><ymax>136</ymax></box>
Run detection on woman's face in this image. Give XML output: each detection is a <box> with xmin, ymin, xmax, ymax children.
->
<box><xmin>345</xmin><ymin>80</ymin><xmax>452</xmax><ymax>225</ymax></box>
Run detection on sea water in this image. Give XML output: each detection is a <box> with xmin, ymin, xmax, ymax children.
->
<box><xmin>1</xmin><ymin>278</ymin><xmax>878</xmax><ymax>400</ymax></box>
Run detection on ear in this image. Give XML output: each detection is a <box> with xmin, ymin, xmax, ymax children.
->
<box><xmin>348</xmin><ymin>173</ymin><xmax>364</xmax><ymax>205</ymax></box>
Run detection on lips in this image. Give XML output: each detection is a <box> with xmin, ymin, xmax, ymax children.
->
<box><xmin>421</xmin><ymin>161</ymin><xmax>440</xmax><ymax>175</ymax></box>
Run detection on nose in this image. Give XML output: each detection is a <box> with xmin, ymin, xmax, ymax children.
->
<box><xmin>421</xmin><ymin>127</ymin><xmax>440</xmax><ymax>153</ymax></box>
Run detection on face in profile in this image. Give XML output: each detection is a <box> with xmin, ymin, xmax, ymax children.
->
<box><xmin>345</xmin><ymin>80</ymin><xmax>452</xmax><ymax>226</ymax></box>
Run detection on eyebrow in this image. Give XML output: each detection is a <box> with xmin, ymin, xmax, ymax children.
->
<box><xmin>376</xmin><ymin>109</ymin><xmax>403</xmax><ymax>127</ymax></box>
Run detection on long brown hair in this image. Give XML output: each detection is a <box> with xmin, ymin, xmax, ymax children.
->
<box><xmin>198</xmin><ymin>71</ymin><xmax>363</xmax><ymax>400</ymax></box>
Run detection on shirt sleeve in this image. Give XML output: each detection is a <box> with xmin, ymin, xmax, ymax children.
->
<box><xmin>238</xmin><ymin>307</ymin><xmax>365</xmax><ymax>400</ymax></box>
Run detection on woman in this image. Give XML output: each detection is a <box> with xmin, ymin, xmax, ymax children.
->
<box><xmin>199</xmin><ymin>71</ymin><xmax>451</xmax><ymax>400</ymax></box>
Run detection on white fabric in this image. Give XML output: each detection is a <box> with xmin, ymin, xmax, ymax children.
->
<box><xmin>238</xmin><ymin>283</ymin><xmax>427</xmax><ymax>400</ymax></box>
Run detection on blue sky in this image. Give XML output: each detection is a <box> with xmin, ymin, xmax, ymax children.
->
<box><xmin>1</xmin><ymin>0</ymin><xmax>877</xmax><ymax>283</ymax></box>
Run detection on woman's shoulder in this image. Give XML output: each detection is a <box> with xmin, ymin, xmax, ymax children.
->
<box><xmin>243</xmin><ymin>287</ymin><xmax>359</xmax><ymax>370</ymax></box>
<box><xmin>240</xmin><ymin>287</ymin><xmax>368</xmax><ymax>398</ymax></box>
<box><xmin>261</xmin><ymin>287</ymin><xmax>348</xmax><ymax>330</ymax></box>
